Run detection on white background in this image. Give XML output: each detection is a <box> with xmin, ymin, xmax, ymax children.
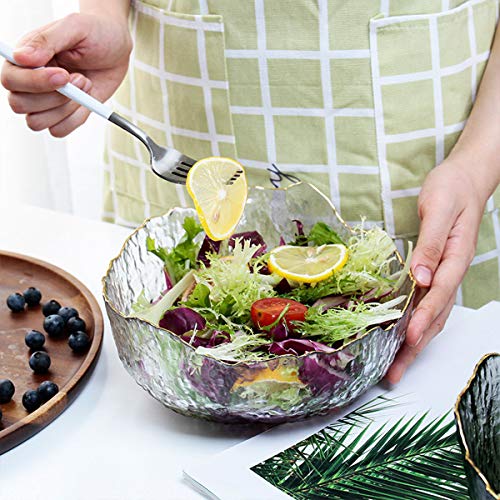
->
<box><xmin>0</xmin><ymin>1</ymin><xmax>106</xmax><ymax>220</ymax></box>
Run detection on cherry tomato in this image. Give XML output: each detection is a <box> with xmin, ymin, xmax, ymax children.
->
<box><xmin>251</xmin><ymin>298</ymin><xmax>307</xmax><ymax>330</ymax></box>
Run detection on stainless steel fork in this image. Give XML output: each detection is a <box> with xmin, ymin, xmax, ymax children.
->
<box><xmin>0</xmin><ymin>41</ymin><xmax>196</xmax><ymax>184</ymax></box>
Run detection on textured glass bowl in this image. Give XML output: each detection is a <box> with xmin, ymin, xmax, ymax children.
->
<box><xmin>103</xmin><ymin>183</ymin><xmax>415</xmax><ymax>423</ymax></box>
<box><xmin>455</xmin><ymin>353</ymin><xmax>500</xmax><ymax>500</ymax></box>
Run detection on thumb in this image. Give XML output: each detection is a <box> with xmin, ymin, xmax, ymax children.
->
<box><xmin>411</xmin><ymin>202</ymin><xmax>454</xmax><ymax>288</ymax></box>
<box><xmin>13</xmin><ymin>14</ymin><xmax>89</xmax><ymax>67</ymax></box>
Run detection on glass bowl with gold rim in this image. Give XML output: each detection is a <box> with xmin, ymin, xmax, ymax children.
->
<box><xmin>455</xmin><ymin>353</ymin><xmax>500</xmax><ymax>500</ymax></box>
<box><xmin>103</xmin><ymin>182</ymin><xmax>416</xmax><ymax>423</ymax></box>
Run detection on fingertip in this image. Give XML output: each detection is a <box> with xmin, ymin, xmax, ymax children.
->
<box><xmin>46</xmin><ymin>68</ymin><xmax>70</xmax><ymax>88</ymax></box>
<box><xmin>412</xmin><ymin>264</ymin><xmax>433</xmax><ymax>287</ymax></box>
<box><xmin>379</xmin><ymin>377</ymin><xmax>396</xmax><ymax>390</ymax></box>
<box><xmin>384</xmin><ymin>365</ymin><xmax>403</xmax><ymax>385</ymax></box>
<box><xmin>70</xmin><ymin>73</ymin><xmax>92</xmax><ymax>92</ymax></box>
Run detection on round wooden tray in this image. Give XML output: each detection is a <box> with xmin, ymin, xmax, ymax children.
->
<box><xmin>0</xmin><ymin>251</ymin><xmax>103</xmax><ymax>455</ymax></box>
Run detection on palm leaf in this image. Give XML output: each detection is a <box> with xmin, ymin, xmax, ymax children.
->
<box><xmin>334</xmin><ymin>394</ymin><xmax>405</xmax><ymax>429</ymax></box>
<box><xmin>251</xmin><ymin>404</ymin><xmax>468</xmax><ymax>500</ymax></box>
<box><xmin>253</xmin><ymin>395</ymin><xmax>403</xmax><ymax>489</ymax></box>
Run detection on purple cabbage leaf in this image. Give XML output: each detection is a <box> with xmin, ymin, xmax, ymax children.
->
<box><xmin>299</xmin><ymin>353</ymin><xmax>353</xmax><ymax>395</ymax></box>
<box><xmin>181</xmin><ymin>329</ymin><xmax>231</xmax><ymax>348</ymax></box>
<box><xmin>268</xmin><ymin>338</ymin><xmax>335</xmax><ymax>356</ymax></box>
<box><xmin>159</xmin><ymin>307</ymin><xmax>206</xmax><ymax>336</ymax></box>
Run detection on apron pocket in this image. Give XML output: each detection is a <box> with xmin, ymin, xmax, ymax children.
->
<box><xmin>370</xmin><ymin>0</ymin><xmax>498</xmax><ymax>239</ymax></box>
<box><xmin>129</xmin><ymin>0</ymin><xmax>236</xmax><ymax>161</ymax></box>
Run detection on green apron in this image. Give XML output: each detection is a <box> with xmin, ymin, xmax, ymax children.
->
<box><xmin>103</xmin><ymin>0</ymin><xmax>500</xmax><ymax>308</ymax></box>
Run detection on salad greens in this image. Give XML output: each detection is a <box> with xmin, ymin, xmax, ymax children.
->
<box><xmin>237</xmin><ymin>379</ymin><xmax>308</xmax><ymax>410</ymax></box>
<box><xmin>196</xmin><ymin>332</ymin><xmax>271</xmax><ymax>362</ymax></box>
<box><xmin>308</xmin><ymin>221</ymin><xmax>346</xmax><ymax>246</ymax></box>
<box><xmin>298</xmin><ymin>296</ymin><xmax>407</xmax><ymax>344</ymax></box>
<box><xmin>134</xmin><ymin>271</ymin><xmax>195</xmax><ymax>325</ymax></box>
<box><xmin>147</xmin><ymin>217</ymin><xmax>203</xmax><ymax>285</ymax></box>
<box><xmin>133</xmin><ymin>218</ymin><xmax>409</xmax><ymax>364</ymax></box>
<box><xmin>192</xmin><ymin>239</ymin><xmax>277</xmax><ymax>323</ymax></box>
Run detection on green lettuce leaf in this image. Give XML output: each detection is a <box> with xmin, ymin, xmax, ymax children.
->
<box><xmin>147</xmin><ymin>216</ymin><xmax>203</xmax><ymax>284</ymax></box>
<box><xmin>308</xmin><ymin>222</ymin><xmax>346</xmax><ymax>246</ymax></box>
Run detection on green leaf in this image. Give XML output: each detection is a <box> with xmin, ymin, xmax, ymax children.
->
<box><xmin>183</xmin><ymin>216</ymin><xmax>204</xmax><ymax>241</ymax></box>
<box><xmin>132</xmin><ymin>271</ymin><xmax>195</xmax><ymax>325</ymax></box>
<box><xmin>308</xmin><ymin>222</ymin><xmax>346</xmax><ymax>246</ymax></box>
<box><xmin>130</xmin><ymin>289</ymin><xmax>151</xmax><ymax>314</ymax></box>
<box><xmin>146</xmin><ymin>217</ymin><xmax>203</xmax><ymax>284</ymax></box>
<box><xmin>184</xmin><ymin>283</ymin><xmax>211</xmax><ymax>309</ymax></box>
<box><xmin>251</xmin><ymin>399</ymin><xmax>469</xmax><ymax>500</ymax></box>
<box><xmin>146</xmin><ymin>236</ymin><xmax>169</xmax><ymax>262</ymax></box>
<box><xmin>217</xmin><ymin>296</ymin><xmax>233</xmax><ymax>316</ymax></box>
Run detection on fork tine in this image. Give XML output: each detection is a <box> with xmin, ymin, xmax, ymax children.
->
<box><xmin>226</xmin><ymin>169</ymin><xmax>243</xmax><ymax>185</ymax></box>
<box><xmin>171</xmin><ymin>170</ymin><xmax>187</xmax><ymax>179</ymax></box>
<box><xmin>176</xmin><ymin>165</ymin><xmax>191</xmax><ymax>173</ymax></box>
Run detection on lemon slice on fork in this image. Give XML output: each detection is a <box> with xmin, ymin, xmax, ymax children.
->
<box><xmin>186</xmin><ymin>157</ymin><xmax>247</xmax><ymax>241</ymax></box>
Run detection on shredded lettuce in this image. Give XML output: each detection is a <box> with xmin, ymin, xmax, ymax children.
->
<box><xmin>297</xmin><ymin>295</ymin><xmax>406</xmax><ymax>344</ymax></box>
<box><xmin>235</xmin><ymin>381</ymin><xmax>310</xmax><ymax>410</ymax></box>
<box><xmin>193</xmin><ymin>239</ymin><xmax>276</xmax><ymax>323</ymax></box>
<box><xmin>195</xmin><ymin>332</ymin><xmax>271</xmax><ymax>362</ymax></box>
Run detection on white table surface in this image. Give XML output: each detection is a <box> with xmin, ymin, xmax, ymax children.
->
<box><xmin>0</xmin><ymin>204</ymin><xmax>267</xmax><ymax>500</ymax></box>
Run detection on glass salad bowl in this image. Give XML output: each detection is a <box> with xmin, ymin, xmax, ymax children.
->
<box><xmin>103</xmin><ymin>182</ymin><xmax>416</xmax><ymax>423</ymax></box>
<box><xmin>455</xmin><ymin>353</ymin><xmax>500</xmax><ymax>500</ymax></box>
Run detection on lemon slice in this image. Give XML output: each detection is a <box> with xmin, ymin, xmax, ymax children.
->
<box><xmin>232</xmin><ymin>366</ymin><xmax>302</xmax><ymax>390</ymax></box>
<box><xmin>268</xmin><ymin>244</ymin><xmax>348</xmax><ymax>283</ymax></box>
<box><xmin>186</xmin><ymin>157</ymin><xmax>247</xmax><ymax>241</ymax></box>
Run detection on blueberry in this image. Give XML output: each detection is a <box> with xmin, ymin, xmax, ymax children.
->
<box><xmin>25</xmin><ymin>330</ymin><xmax>46</xmax><ymax>350</ymax></box>
<box><xmin>23</xmin><ymin>287</ymin><xmax>42</xmax><ymax>307</ymax></box>
<box><xmin>43</xmin><ymin>314</ymin><xmax>65</xmax><ymax>337</ymax></box>
<box><xmin>0</xmin><ymin>379</ymin><xmax>15</xmax><ymax>404</ymax></box>
<box><xmin>6</xmin><ymin>293</ymin><xmax>25</xmax><ymax>312</ymax></box>
<box><xmin>68</xmin><ymin>332</ymin><xmax>91</xmax><ymax>353</ymax></box>
<box><xmin>29</xmin><ymin>351</ymin><xmax>51</xmax><ymax>374</ymax></box>
<box><xmin>67</xmin><ymin>316</ymin><xmax>86</xmax><ymax>334</ymax></box>
<box><xmin>42</xmin><ymin>299</ymin><xmax>61</xmax><ymax>317</ymax></box>
<box><xmin>22</xmin><ymin>390</ymin><xmax>41</xmax><ymax>412</ymax></box>
<box><xmin>58</xmin><ymin>307</ymin><xmax>78</xmax><ymax>324</ymax></box>
<box><xmin>37</xmin><ymin>381</ymin><xmax>59</xmax><ymax>403</ymax></box>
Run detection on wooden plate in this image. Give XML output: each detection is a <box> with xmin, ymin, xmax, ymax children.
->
<box><xmin>0</xmin><ymin>251</ymin><xmax>103</xmax><ymax>455</ymax></box>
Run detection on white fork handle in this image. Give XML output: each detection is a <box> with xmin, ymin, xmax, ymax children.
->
<box><xmin>0</xmin><ymin>40</ymin><xmax>113</xmax><ymax>120</ymax></box>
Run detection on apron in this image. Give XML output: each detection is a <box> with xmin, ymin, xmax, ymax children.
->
<box><xmin>103</xmin><ymin>0</ymin><xmax>500</xmax><ymax>308</ymax></box>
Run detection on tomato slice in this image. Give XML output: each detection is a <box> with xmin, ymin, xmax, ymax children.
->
<box><xmin>251</xmin><ymin>298</ymin><xmax>307</xmax><ymax>330</ymax></box>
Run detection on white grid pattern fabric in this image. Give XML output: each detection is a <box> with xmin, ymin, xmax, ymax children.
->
<box><xmin>102</xmin><ymin>0</ymin><xmax>500</xmax><ymax>307</ymax></box>
<box><xmin>370</xmin><ymin>0</ymin><xmax>495</xmax><ymax>237</ymax></box>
